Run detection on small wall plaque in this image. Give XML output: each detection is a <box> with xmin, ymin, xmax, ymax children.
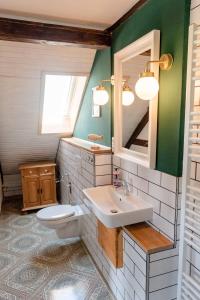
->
<box><xmin>92</xmin><ymin>104</ymin><xmax>101</xmax><ymax>118</ymax></box>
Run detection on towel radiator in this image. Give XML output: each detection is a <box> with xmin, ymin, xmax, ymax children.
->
<box><xmin>178</xmin><ymin>23</ymin><xmax>200</xmax><ymax>300</ymax></box>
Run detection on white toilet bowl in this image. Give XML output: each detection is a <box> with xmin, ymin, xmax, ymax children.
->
<box><xmin>36</xmin><ymin>204</ymin><xmax>83</xmax><ymax>239</ymax></box>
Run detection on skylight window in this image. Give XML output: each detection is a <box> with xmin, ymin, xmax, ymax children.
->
<box><xmin>40</xmin><ymin>73</ymin><xmax>87</xmax><ymax>134</ymax></box>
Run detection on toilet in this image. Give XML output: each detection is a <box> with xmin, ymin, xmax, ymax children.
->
<box><xmin>36</xmin><ymin>204</ymin><xmax>84</xmax><ymax>239</ymax></box>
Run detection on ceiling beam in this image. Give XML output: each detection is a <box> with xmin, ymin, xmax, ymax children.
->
<box><xmin>0</xmin><ymin>17</ymin><xmax>111</xmax><ymax>49</ymax></box>
<box><xmin>125</xmin><ymin>109</ymin><xmax>149</xmax><ymax>149</ymax></box>
<box><xmin>106</xmin><ymin>0</ymin><xmax>149</xmax><ymax>33</ymax></box>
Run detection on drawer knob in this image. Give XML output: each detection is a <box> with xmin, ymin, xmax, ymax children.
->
<box><xmin>29</xmin><ymin>170</ymin><xmax>32</xmax><ymax>174</ymax></box>
<box><xmin>45</xmin><ymin>169</ymin><xmax>48</xmax><ymax>173</ymax></box>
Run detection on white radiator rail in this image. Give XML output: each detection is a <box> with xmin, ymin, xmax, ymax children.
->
<box><xmin>178</xmin><ymin>24</ymin><xmax>200</xmax><ymax>299</ymax></box>
<box><xmin>185</xmin><ymin>215</ymin><xmax>200</xmax><ymax>227</ymax></box>
<box><xmin>187</xmin><ymin>185</ymin><xmax>200</xmax><ymax>193</ymax></box>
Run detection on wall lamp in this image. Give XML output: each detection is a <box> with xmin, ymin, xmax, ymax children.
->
<box><xmin>93</xmin><ymin>53</ymin><xmax>173</xmax><ymax>105</ymax></box>
<box><xmin>135</xmin><ymin>53</ymin><xmax>173</xmax><ymax>101</ymax></box>
<box><xmin>93</xmin><ymin>75</ymin><xmax>135</xmax><ymax>106</ymax></box>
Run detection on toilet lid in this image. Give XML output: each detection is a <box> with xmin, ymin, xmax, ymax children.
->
<box><xmin>36</xmin><ymin>205</ymin><xmax>75</xmax><ymax>221</ymax></box>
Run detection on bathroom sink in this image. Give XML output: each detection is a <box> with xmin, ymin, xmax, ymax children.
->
<box><xmin>83</xmin><ymin>185</ymin><xmax>153</xmax><ymax>228</ymax></box>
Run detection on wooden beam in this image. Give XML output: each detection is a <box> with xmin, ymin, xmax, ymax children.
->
<box><xmin>0</xmin><ymin>162</ymin><xmax>3</xmax><ymax>184</ymax></box>
<box><xmin>140</xmin><ymin>49</ymin><xmax>151</xmax><ymax>56</ymax></box>
<box><xmin>133</xmin><ymin>139</ymin><xmax>148</xmax><ymax>147</ymax></box>
<box><xmin>0</xmin><ymin>18</ymin><xmax>111</xmax><ymax>49</ymax></box>
<box><xmin>125</xmin><ymin>109</ymin><xmax>149</xmax><ymax>149</ymax></box>
<box><xmin>106</xmin><ymin>0</ymin><xmax>149</xmax><ymax>33</ymax></box>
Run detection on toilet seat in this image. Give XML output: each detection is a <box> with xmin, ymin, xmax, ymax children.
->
<box><xmin>36</xmin><ymin>205</ymin><xmax>75</xmax><ymax>221</ymax></box>
<box><xmin>36</xmin><ymin>204</ymin><xmax>84</xmax><ymax>238</ymax></box>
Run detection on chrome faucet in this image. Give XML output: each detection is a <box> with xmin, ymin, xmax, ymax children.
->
<box><xmin>122</xmin><ymin>180</ymin><xmax>130</xmax><ymax>196</ymax></box>
<box><xmin>113</xmin><ymin>174</ymin><xmax>130</xmax><ymax>196</ymax></box>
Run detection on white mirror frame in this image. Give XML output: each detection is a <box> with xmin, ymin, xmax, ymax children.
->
<box><xmin>114</xmin><ymin>30</ymin><xmax>160</xmax><ymax>169</ymax></box>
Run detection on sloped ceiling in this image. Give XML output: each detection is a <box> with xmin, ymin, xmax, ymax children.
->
<box><xmin>0</xmin><ymin>41</ymin><xmax>95</xmax><ymax>175</ymax></box>
<box><xmin>0</xmin><ymin>0</ymin><xmax>139</xmax><ymax>29</ymax></box>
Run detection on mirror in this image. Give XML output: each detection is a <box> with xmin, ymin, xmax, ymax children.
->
<box><xmin>114</xmin><ymin>30</ymin><xmax>160</xmax><ymax>168</ymax></box>
<box><xmin>122</xmin><ymin>51</ymin><xmax>150</xmax><ymax>155</ymax></box>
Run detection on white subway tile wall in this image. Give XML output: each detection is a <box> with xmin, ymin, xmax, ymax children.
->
<box><xmin>113</xmin><ymin>155</ymin><xmax>180</xmax><ymax>242</ymax></box>
<box><xmin>57</xmin><ymin>142</ymin><xmax>181</xmax><ymax>300</ymax></box>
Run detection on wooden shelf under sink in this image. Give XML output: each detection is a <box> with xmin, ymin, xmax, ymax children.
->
<box><xmin>97</xmin><ymin>221</ymin><xmax>173</xmax><ymax>269</ymax></box>
<box><xmin>98</xmin><ymin>220</ymin><xmax>123</xmax><ymax>268</ymax></box>
<box><xmin>124</xmin><ymin>222</ymin><xmax>174</xmax><ymax>254</ymax></box>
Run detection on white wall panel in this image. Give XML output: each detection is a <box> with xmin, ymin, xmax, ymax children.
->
<box><xmin>0</xmin><ymin>41</ymin><xmax>95</xmax><ymax>175</ymax></box>
<box><xmin>190</xmin><ymin>0</ymin><xmax>200</xmax><ymax>24</ymax></box>
<box><xmin>191</xmin><ymin>0</ymin><xmax>200</xmax><ymax>10</ymax></box>
<box><xmin>0</xmin><ymin>177</ymin><xmax>3</xmax><ymax>212</ymax></box>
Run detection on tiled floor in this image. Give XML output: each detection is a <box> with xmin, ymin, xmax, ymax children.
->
<box><xmin>0</xmin><ymin>199</ymin><xmax>113</xmax><ymax>300</ymax></box>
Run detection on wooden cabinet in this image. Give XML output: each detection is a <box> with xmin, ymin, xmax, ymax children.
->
<box><xmin>40</xmin><ymin>175</ymin><xmax>56</xmax><ymax>205</ymax></box>
<box><xmin>19</xmin><ymin>161</ymin><xmax>57</xmax><ymax>211</ymax></box>
<box><xmin>23</xmin><ymin>177</ymin><xmax>40</xmax><ymax>207</ymax></box>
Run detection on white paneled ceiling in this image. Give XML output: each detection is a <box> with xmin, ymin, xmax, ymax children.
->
<box><xmin>0</xmin><ymin>0</ymin><xmax>140</xmax><ymax>29</ymax></box>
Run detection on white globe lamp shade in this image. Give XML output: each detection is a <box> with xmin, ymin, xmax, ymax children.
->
<box><xmin>93</xmin><ymin>85</ymin><xmax>109</xmax><ymax>105</ymax></box>
<box><xmin>135</xmin><ymin>72</ymin><xmax>159</xmax><ymax>100</ymax></box>
<box><xmin>122</xmin><ymin>83</ymin><xmax>135</xmax><ymax>106</ymax></box>
<box><xmin>122</xmin><ymin>90</ymin><xmax>135</xmax><ymax>106</ymax></box>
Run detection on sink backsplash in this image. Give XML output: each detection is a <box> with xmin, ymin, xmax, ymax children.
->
<box><xmin>113</xmin><ymin>155</ymin><xmax>181</xmax><ymax>243</ymax></box>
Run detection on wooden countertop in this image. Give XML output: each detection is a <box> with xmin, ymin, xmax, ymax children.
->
<box><xmin>62</xmin><ymin>137</ymin><xmax>112</xmax><ymax>154</ymax></box>
<box><xmin>19</xmin><ymin>161</ymin><xmax>56</xmax><ymax>170</ymax></box>
<box><xmin>124</xmin><ymin>222</ymin><xmax>174</xmax><ymax>254</ymax></box>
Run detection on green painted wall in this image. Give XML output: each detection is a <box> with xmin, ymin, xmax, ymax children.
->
<box><xmin>73</xmin><ymin>48</ymin><xmax>112</xmax><ymax>146</ymax></box>
<box><xmin>112</xmin><ymin>0</ymin><xmax>190</xmax><ymax>176</ymax></box>
<box><xmin>74</xmin><ymin>0</ymin><xmax>190</xmax><ymax>176</ymax></box>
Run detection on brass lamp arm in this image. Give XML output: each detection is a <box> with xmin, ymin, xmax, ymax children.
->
<box><xmin>101</xmin><ymin>79</ymin><xmax>112</xmax><ymax>83</ymax></box>
<box><xmin>145</xmin><ymin>53</ymin><xmax>173</xmax><ymax>71</ymax></box>
<box><xmin>146</xmin><ymin>60</ymin><xmax>160</xmax><ymax>71</ymax></box>
<box><xmin>101</xmin><ymin>76</ymin><xmax>127</xmax><ymax>86</ymax></box>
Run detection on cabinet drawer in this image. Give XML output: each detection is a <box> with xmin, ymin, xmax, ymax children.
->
<box><xmin>39</xmin><ymin>166</ymin><xmax>55</xmax><ymax>176</ymax></box>
<box><xmin>22</xmin><ymin>168</ymin><xmax>38</xmax><ymax>177</ymax></box>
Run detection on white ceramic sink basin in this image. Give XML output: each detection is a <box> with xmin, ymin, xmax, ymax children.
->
<box><xmin>83</xmin><ymin>185</ymin><xmax>153</xmax><ymax>228</ymax></box>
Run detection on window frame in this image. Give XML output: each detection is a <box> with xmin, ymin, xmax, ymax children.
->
<box><xmin>39</xmin><ymin>71</ymin><xmax>88</xmax><ymax>135</ymax></box>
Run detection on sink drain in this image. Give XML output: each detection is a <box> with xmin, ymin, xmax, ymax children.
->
<box><xmin>110</xmin><ymin>209</ymin><xmax>118</xmax><ymax>214</ymax></box>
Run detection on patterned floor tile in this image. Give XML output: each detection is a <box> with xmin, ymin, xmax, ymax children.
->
<box><xmin>0</xmin><ymin>229</ymin><xmax>13</xmax><ymax>242</ymax></box>
<box><xmin>5</xmin><ymin>261</ymin><xmax>49</xmax><ymax>293</ymax></box>
<box><xmin>89</xmin><ymin>285</ymin><xmax>114</xmax><ymax>300</ymax></box>
<box><xmin>8</xmin><ymin>234</ymin><xmax>41</xmax><ymax>254</ymax></box>
<box><xmin>69</xmin><ymin>246</ymin><xmax>97</xmax><ymax>274</ymax></box>
<box><xmin>0</xmin><ymin>213</ymin><xmax>12</xmax><ymax>223</ymax></box>
<box><xmin>0</xmin><ymin>200</ymin><xmax>114</xmax><ymax>300</ymax></box>
<box><xmin>0</xmin><ymin>289</ymin><xmax>19</xmax><ymax>300</ymax></box>
<box><xmin>0</xmin><ymin>252</ymin><xmax>16</xmax><ymax>276</ymax></box>
<box><xmin>0</xmin><ymin>229</ymin><xmax>15</xmax><ymax>249</ymax></box>
<box><xmin>9</xmin><ymin>215</ymin><xmax>35</xmax><ymax>228</ymax></box>
<box><xmin>36</xmin><ymin>240</ymin><xmax>73</xmax><ymax>263</ymax></box>
<box><xmin>43</xmin><ymin>271</ymin><xmax>92</xmax><ymax>300</ymax></box>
